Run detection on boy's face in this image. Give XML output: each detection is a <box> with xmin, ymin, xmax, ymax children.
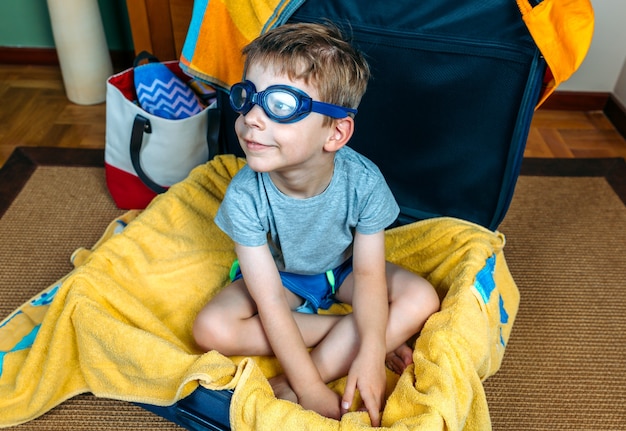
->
<box><xmin>234</xmin><ymin>62</ymin><xmax>337</xmax><ymax>175</ymax></box>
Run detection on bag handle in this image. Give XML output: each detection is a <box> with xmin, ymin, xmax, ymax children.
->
<box><xmin>133</xmin><ymin>50</ymin><xmax>161</xmax><ymax>68</ymax></box>
<box><xmin>130</xmin><ymin>114</ymin><xmax>168</xmax><ymax>194</ymax></box>
<box><xmin>206</xmin><ymin>105</ymin><xmax>220</xmax><ymax>159</ymax></box>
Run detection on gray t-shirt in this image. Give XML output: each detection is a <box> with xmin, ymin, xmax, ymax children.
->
<box><xmin>214</xmin><ymin>146</ymin><xmax>399</xmax><ymax>275</ymax></box>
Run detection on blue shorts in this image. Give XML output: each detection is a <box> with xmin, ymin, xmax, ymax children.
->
<box><xmin>230</xmin><ymin>258</ymin><xmax>353</xmax><ymax>314</ymax></box>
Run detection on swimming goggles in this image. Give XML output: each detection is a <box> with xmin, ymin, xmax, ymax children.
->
<box><xmin>229</xmin><ymin>80</ymin><xmax>357</xmax><ymax>124</ymax></box>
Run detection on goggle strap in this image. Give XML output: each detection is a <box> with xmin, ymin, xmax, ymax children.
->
<box><xmin>311</xmin><ymin>101</ymin><xmax>358</xmax><ymax>119</ymax></box>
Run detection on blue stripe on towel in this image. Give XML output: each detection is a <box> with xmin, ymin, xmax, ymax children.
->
<box><xmin>181</xmin><ymin>0</ymin><xmax>209</xmax><ymax>62</ymax></box>
<box><xmin>474</xmin><ymin>255</ymin><xmax>511</xmax><ymax>347</ymax></box>
<box><xmin>0</xmin><ymin>282</ymin><xmax>60</xmax><ymax>375</ymax></box>
<box><xmin>474</xmin><ymin>255</ymin><xmax>496</xmax><ymax>303</ymax></box>
<box><xmin>0</xmin><ymin>325</ymin><xmax>41</xmax><ymax>376</ymax></box>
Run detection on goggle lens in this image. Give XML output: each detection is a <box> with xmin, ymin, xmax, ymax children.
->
<box><xmin>265</xmin><ymin>91</ymin><xmax>298</xmax><ymax>119</ymax></box>
<box><xmin>230</xmin><ymin>84</ymin><xmax>251</xmax><ymax>113</ymax></box>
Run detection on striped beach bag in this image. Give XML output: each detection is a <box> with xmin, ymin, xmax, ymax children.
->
<box><xmin>104</xmin><ymin>52</ymin><xmax>219</xmax><ymax>209</ymax></box>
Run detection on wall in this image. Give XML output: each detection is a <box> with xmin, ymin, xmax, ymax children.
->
<box><xmin>0</xmin><ymin>0</ymin><xmax>132</xmax><ymax>51</ymax></box>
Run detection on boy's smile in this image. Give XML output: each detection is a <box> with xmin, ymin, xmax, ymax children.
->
<box><xmin>243</xmin><ymin>139</ymin><xmax>274</xmax><ymax>151</ymax></box>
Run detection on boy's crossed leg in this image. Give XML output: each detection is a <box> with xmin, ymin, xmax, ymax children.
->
<box><xmin>193</xmin><ymin>262</ymin><xmax>439</xmax><ymax>407</ymax></box>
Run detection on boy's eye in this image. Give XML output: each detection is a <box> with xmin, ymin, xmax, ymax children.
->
<box><xmin>266</xmin><ymin>91</ymin><xmax>297</xmax><ymax>117</ymax></box>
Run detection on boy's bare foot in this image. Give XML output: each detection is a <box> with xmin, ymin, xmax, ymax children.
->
<box><xmin>269</xmin><ymin>374</ymin><xmax>298</xmax><ymax>403</ymax></box>
<box><xmin>385</xmin><ymin>343</ymin><xmax>414</xmax><ymax>375</ymax></box>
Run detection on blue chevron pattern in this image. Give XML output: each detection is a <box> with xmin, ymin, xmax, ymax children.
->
<box><xmin>135</xmin><ymin>63</ymin><xmax>203</xmax><ymax>120</ymax></box>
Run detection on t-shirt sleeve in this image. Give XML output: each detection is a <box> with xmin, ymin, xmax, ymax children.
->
<box><xmin>214</xmin><ymin>168</ymin><xmax>269</xmax><ymax>247</ymax></box>
<box><xmin>355</xmin><ymin>168</ymin><xmax>400</xmax><ymax>235</ymax></box>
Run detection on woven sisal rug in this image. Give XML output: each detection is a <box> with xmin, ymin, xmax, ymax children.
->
<box><xmin>1</xmin><ymin>147</ymin><xmax>625</xmax><ymax>430</ymax></box>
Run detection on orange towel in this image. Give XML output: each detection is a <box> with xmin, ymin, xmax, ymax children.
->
<box><xmin>180</xmin><ymin>0</ymin><xmax>305</xmax><ymax>89</ymax></box>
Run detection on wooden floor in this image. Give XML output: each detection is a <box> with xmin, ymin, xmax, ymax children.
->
<box><xmin>1</xmin><ymin>64</ymin><xmax>626</xmax><ymax>168</ymax></box>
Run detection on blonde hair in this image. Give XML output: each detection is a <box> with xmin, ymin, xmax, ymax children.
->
<box><xmin>242</xmin><ymin>22</ymin><xmax>370</xmax><ymax>125</ymax></box>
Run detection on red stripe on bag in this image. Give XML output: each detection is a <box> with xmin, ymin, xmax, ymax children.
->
<box><xmin>105</xmin><ymin>163</ymin><xmax>163</xmax><ymax>209</ymax></box>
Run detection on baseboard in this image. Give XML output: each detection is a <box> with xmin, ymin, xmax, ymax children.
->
<box><xmin>0</xmin><ymin>47</ymin><xmax>60</xmax><ymax>65</ymax></box>
<box><xmin>540</xmin><ymin>91</ymin><xmax>610</xmax><ymax>111</ymax></box>
<box><xmin>0</xmin><ymin>47</ymin><xmax>134</xmax><ymax>71</ymax></box>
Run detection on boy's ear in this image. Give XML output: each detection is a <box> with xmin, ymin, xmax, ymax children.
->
<box><xmin>324</xmin><ymin>116</ymin><xmax>354</xmax><ymax>152</ymax></box>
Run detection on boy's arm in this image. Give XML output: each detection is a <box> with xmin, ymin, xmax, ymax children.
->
<box><xmin>341</xmin><ymin>230</ymin><xmax>389</xmax><ymax>427</ymax></box>
<box><xmin>235</xmin><ymin>243</ymin><xmax>341</xmax><ymax>418</ymax></box>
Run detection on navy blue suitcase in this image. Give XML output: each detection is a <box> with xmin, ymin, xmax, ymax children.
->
<box><xmin>212</xmin><ymin>0</ymin><xmax>545</xmax><ymax>231</ymax></box>
<box><xmin>145</xmin><ymin>0</ymin><xmax>545</xmax><ymax>428</ymax></box>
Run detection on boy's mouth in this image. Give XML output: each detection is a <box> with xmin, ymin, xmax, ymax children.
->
<box><xmin>244</xmin><ymin>139</ymin><xmax>273</xmax><ymax>151</ymax></box>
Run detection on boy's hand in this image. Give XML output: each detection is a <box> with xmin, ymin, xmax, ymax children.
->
<box><xmin>343</xmin><ymin>231</ymin><xmax>389</xmax><ymax>426</ymax></box>
<box><xmin>341</xmin><ymin>346</ymin><xmax>387</xmax><ymax>427</ymax></box>
<box><xmin>298</xmin><ymin>381</ymin><xmax>342</xmax><ymax>421</ymax></box>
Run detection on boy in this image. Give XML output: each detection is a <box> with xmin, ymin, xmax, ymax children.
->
<box><xmin>193</xmin><ymin>22</ymin><xmax>439</xmax><ymax>426</ymax></box>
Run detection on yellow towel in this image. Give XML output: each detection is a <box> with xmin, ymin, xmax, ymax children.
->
<box><xmin>0</xmin><ymin>155</ymin><xmax>518</xmax><ymax>430</ymax></box>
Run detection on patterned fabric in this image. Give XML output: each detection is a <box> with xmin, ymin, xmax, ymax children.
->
<box><xmin>134</xmin><ymin>62</ymin><xmax>203</xmax><ymax>119</ymax></box>
<box><xmin>180</xmin><ymin>0</ymin><xmax>305</xmax><ymax>89</ymax></box>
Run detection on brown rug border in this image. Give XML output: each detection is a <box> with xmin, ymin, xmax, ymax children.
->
<box><xmin>0</xmin><ymin>147</ymin><xmax>105</xmax><ymax>218</ymax></box>
<box><xmin>519</xmin><ymin>156</ymin><xmax>626</xmax><ymax>206</ymax></box>
<box><xmin>1</xmin><ymin>147</ymin><xmax>625</xmax><ymax>219</ymax></box>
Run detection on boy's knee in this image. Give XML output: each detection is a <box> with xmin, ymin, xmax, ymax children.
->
<box><xmin>403</xmin><ymin>276</ymin><xmax>440</xmax><ymax>321</ymax></box>
<box><xmin>193</xmin><ymin>309</ymin><xmax>233</xmax><ymax>352</ymax></box>
<box><xmin>420</xmin><ymin>278</ymin><xmax>440</xmax><ymax>310</ymax></box>
<box><xmin>417</xmin><ymin>278</ymin><xmax>440</xmax><ymax>315</ymax></box>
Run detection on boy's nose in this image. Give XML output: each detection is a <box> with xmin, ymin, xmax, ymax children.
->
<box><xmin>242</xmin><ymin>104</ymin><xmax>266</xmax><ymax>128</ymax></box>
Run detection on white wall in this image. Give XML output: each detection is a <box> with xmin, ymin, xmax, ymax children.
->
<box><xmin>557</xmin><ymin>0</ymin><xmax>626</xmax><ymax>107</ymax></box>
